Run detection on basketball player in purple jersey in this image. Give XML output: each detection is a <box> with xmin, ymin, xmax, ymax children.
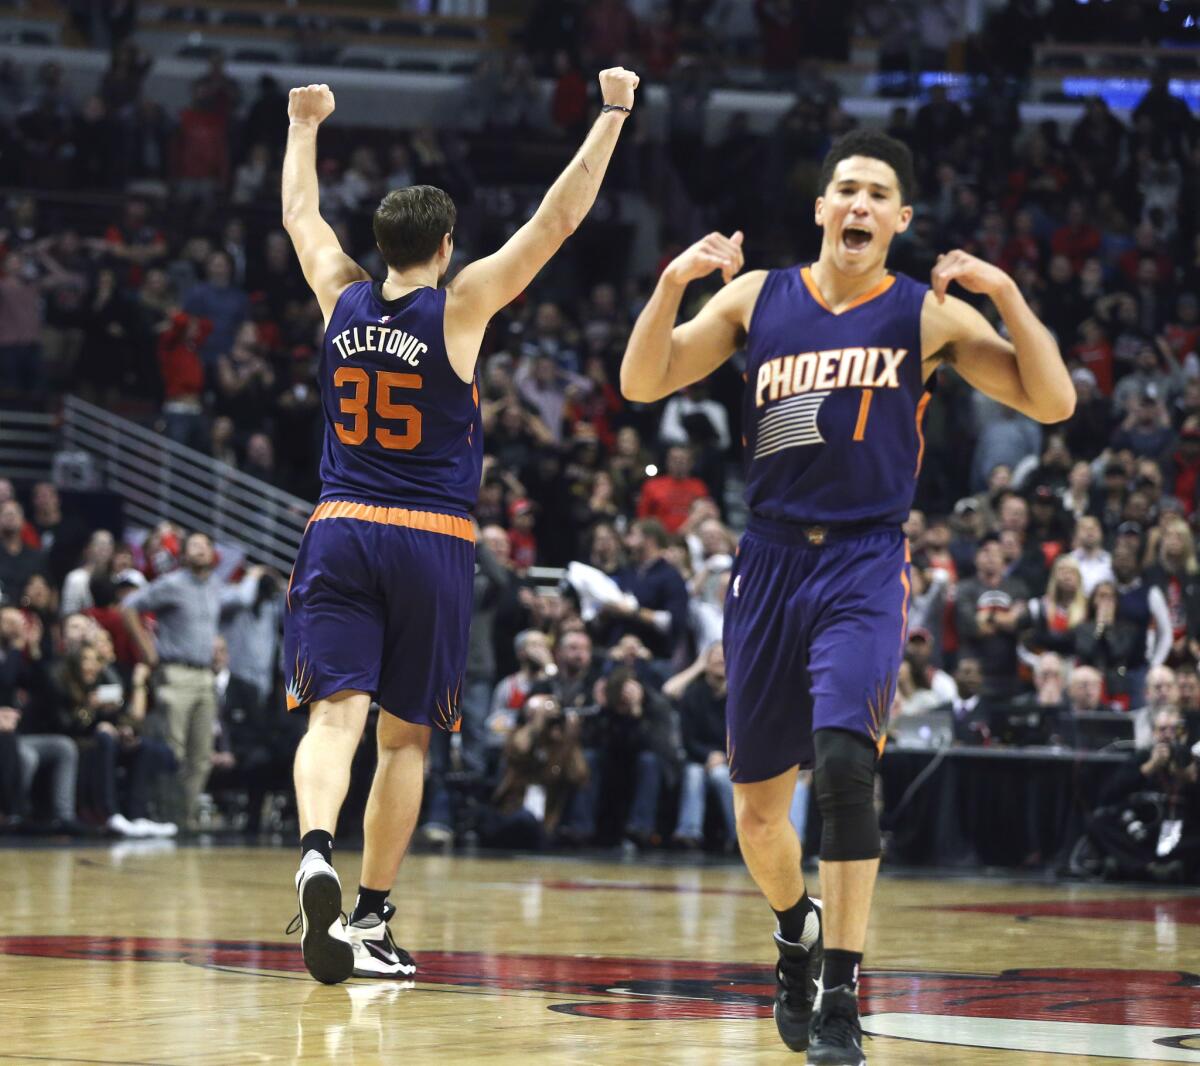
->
<box><xmin>621</xmin><ymin>130</ymin><xmax>1074</xmax><ymax>1063</ymax></box>
<box><xmin>281</xmin><ymin>72</ymin><xmax>639</xmax><ymax>985</ymax></box>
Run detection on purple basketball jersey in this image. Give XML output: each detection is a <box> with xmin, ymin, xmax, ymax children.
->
<box><xmin>320</xmin><ymin>281</ymin><xmax>482</xmax><ymax>515</ymax></box>
<box><xmin>742</xmin><ymin>267</ymin><xmax>930</xmax><ymax>526</ymax></box>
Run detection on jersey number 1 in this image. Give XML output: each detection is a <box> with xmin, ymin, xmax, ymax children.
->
<box><xmin>333</xmin><ymin>367</ymin><xmax>422</xmax><ymax>450</ymax></box>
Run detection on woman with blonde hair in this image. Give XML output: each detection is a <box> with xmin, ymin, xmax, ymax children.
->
<box><xmin>1025</xmin><ymin>554</ymin><xmax>1089</xmax><ymax>657</ymax></box>
<box><xmin>1145</xmin><ymin>511</ymin><xmax>1200</xmax><ymax>662</ymax></box>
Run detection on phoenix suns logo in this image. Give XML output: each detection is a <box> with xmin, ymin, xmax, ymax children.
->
<box><xmin>1</xmin><ymin>937</ymin><xmax>1197</xmax><ymax>1061</ymax></box>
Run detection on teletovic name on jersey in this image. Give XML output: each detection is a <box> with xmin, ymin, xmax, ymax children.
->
<box><xmin>329</xmin><ymin>322</ymin><xmax>428</xmax><ymax>366</ymax></box>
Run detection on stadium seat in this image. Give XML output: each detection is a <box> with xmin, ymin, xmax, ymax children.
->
<box><xmin>1039</xmin><ymin>51</ymin><xmax>1088</xmax><ymax>70</ymax></box>
<box><xmin>219</xmin><ymin>12</ymin><xmax>266</xmax><ymax>29</ymax></box>
<box><xmin>1159</xmin><ymin>52</ymin><xmax>1198</xmax><ymax>72</ymax></box>
<box><xmin>394</xmin><ymin>58</ymin><xmax>444</xmax><ymax>73</ymax></box>
<box><xmin>380</xmin><ymin>19</ymin><xmax>426</xmax><ymax>38</ymax></box>
<box><xmin>161</xmin><ymin>5</ymin><xmax>204</xmax><ymax>23</ymax></box>
<box><xmin>1102</xmin><ymin>53</ymin><xmax>1150</xmax><ymax>71</ymax></box>
<box><xmin>177</xmin><ymin>43</ymin><xmax>223</xmax><ymax>60</ymax></box>
<box><xmin>336</xmin><ymin>17</ymin><xmax>373</xmax><ymax>35</ymax></box>
<box><xmin>339</xmin><ymin>54</ymin><xmax>388</xmax><ymax>70</ymax></box>
<box><xmin>233</xmin><ymin>48</ymin><xmax>285</xmax><ymax>65</ymax></box>
<box><xmin>431</xmin><ymin>24</ymin><xmax>481</xmax><ymax>41</ymax></box>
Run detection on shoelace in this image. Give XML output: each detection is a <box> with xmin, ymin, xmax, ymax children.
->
<box><xmin>284</xmin><ymin>910</ymin><xmax>348</xmax><ymax>936</ymax></box>
<box><xmin>812</xmin><ymin>1004</ymin><xmax>863</xmax><ymax>1047</ymax></box>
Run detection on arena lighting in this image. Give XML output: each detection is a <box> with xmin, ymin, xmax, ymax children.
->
<box><xmin>1062</xmin><ymin>74</ymin><xmax>1200</xmax><ymax>111</ymax></box>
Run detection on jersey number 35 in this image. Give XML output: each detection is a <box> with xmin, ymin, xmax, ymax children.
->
<box><xmin>333</xmin><ymin>366</ymin><xmax>422</xmax><ymax>451</ymax></box>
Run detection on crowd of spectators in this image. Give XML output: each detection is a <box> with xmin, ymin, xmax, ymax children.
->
<box><xmin>1</xmin><ymin>22</ymin><xmax>1199</xmax><ymax>872</ymax></box>
<box><xmin>0</xmin><ymin>480</ymin><xmax>294</xmax><ymax>837</ymax></box>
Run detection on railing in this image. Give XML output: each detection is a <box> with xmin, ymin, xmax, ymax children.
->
<box><xmin>0</xmin><ymin>408</ymin><xmax>56</xmax><ymax>482</ymax></box>
<box><xmin>61</xmin><ymin>396</ymin><xmax>312</xmax><ymax>573</ymax></box>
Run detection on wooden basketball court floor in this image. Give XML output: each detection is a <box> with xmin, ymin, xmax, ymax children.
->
<box><xmin>0</xmin><ymin>844</ymin><xmax>1197</xmax><ymax>1065</ymax></box>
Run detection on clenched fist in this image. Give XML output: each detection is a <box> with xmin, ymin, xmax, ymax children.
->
<box><xmin>931</xmin><ymin>249</ymin><xmax>1014</xmax><ymax>303</ymax></box>
<box><xmin>288</xmin><ymin>84</ymin><xmax>335</xmax><ymax>127</ymax></box>
<box><xmin>663</xmin><ymin>230</ymin><xmax>745</xmax><ymax>287</ymax></box>
<box><xmin>599</xmin><ymin>67</ymin><xmax>639</xmax><ymax>110</ymax></box>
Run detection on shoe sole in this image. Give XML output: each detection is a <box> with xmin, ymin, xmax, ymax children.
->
<box><xmin>806</xmin><ymin>1055</ymin><xmax>865</xmax><ymax>1066</ymax></box>
<box><xmin>299</xmin><ymin>871</ymin><xmax>353</xmax><ymax>985</ymax></box>
<box><xmin>351</xmin><ymin>962</ymin><xmax>417</xmax><ymax>979</ymax></box>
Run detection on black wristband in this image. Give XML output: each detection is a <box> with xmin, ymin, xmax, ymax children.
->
<box><xmin>602</xmin><ymin>103</ymin><xmax>632</xmax><ymax>114</ymax></box>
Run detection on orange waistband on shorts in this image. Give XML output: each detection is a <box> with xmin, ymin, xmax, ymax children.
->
<box><xmin>309</xmin><ymin>501</ymin><xmax>475</xmax><ymax>543</ymax></box>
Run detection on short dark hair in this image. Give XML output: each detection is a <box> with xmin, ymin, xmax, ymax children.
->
<box><xmin>818</xmin><ymin>129</ymin><xmax>916</xmax><ymax>205</ymax></box>
<box><xmin>632</xmin><ymin>518</ymin><xmax>669</xmax><ymax>549</ymax></box>
<box><xmin>373</xmin><ymin>186</ymin><xmax>456</xmax><ymax>270</ymax></box>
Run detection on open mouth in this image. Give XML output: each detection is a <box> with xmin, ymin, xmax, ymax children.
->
<box><xmin>843</xmin><ymin>226</ymin><xmax>872</xmax><ymax>252</ymax></box>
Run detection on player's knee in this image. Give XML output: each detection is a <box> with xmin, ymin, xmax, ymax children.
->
<box><xmin>376</xmin><ymin>714</ymin><xmax>431</xmax><ymax>753</ymax></box>
<box><xmin>812</xmin><ymin>728</ymin><xmax>880</xmax><ymax>862</ymax></box>
<box><xmin>734</xmin><ymin>793</ymin><xmax>788</xmax><ymax>846</ymax></box>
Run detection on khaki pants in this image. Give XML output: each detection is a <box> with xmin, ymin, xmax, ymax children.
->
<box><xmin>157</xmin><ymin>664</ymin><xmax>216</xmax><ymax>828</ymax></box>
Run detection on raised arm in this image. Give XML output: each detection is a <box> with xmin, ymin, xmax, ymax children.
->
<box><xmin>922</xmin><ymin>249</ymin><xmax>1075</xmax><ymax>424</ymax></box>
<box><xmin>620</xmin><ymin>230</ymin><xmax>757</xmax><ymax>403</ymax></box>
<box><xmin>444</xmin><ymin>69</ymin><xmax>639</xmax><ymax>356</ymax></box>
<box><xmin>281</xmin><ymin>83</ymin><xmax>370</xmax><ymax>325</ymax></box>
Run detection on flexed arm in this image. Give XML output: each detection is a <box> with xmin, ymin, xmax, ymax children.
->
<box><xmin>281</xmin><ymin>83</ymin><xmax>369</xmax><ymax>325</ymax></box>
<box><xmin>620</xmin><ymin>230</ymin><xmax>756</xmax><ymax>403</ymax></box>
<box><xmin>445</xmin><ymin>68</ymin><xmax>639</xmax><ymax>355</ymax></box>
<box><xmin>922</xmin><ymin>250</ymin><xmax>1075</xmax><ymax>424</ymax></box>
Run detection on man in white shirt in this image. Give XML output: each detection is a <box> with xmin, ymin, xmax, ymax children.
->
<box><xmin>1070</xmin><ymin>515</ymin><xmax>1114</xmax><ymax>596</ymax></box>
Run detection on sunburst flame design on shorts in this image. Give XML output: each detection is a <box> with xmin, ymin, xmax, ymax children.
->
<box><xmin>286</xmin><ymin>650</ymin><xmax>315</xmax><ymax>710</ymax></box>
<box><xmin>434</xmin><ymin>676</ymin><xmax>464</xmax><ymax>731</ymax></box>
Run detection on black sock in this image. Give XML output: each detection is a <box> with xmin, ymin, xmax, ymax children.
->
<box><xmin>773</xmin><ymin>891</ymin><xmax>817</xmax><ymax>946</ymax></box>
<box><xmin>823</xmin><ymin>949</ymin><xmax>863</xmax><ymax>991</ymax></box>
<box><xmin>351</xmin><ymin>886</ymin><xmax>388</xmax><ymax>923</ymax></box>
<box><xmin>300</xmin><ymin>829</ymin><xmax>333</xmax><ymax>865</ymax></box>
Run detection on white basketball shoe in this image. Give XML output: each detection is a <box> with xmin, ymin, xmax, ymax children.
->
<box><xmin>348</xmin><ymin>901</ymin><xmax>417</xmax><ymax>979</ymax></box>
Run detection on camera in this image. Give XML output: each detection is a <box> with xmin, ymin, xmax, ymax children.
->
<box><xmin>1171</xmin><ymin>741</ymin><xmax>1195</xmax><ymax>770</ymax></box>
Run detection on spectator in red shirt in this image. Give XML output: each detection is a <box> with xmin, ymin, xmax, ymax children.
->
<box><xmin>1118</xmin><ymin>221</ymin><xmax>1174</xmax><ymax>287</ymax></box>
<box><xmin>1165</xmin><ymin>419</ymin><xmax>1200</xmax><ymax>515</ymax></box>
<box><xmin>173</xmin><ymin>83</ymin><xmax>230</xmax><ymax>197</ymax></box>
<box><xmin>1051</xmin><ymin>198</ymin><xmax>1102</xmax><ymax>272</ymax></box>
<box><xmin>637</xmin><ymin>445</ymin><xmax>711</xmax><ymax>534</ymax></box>
<box><xmin>1163</xmin><ymin>293</ymin><xmax>1200</xmax><ymax>365</ymax></box>
<box><xmin>103</xmin><ymin>198</ymin><xmax>166</xmax><ymax>287</ymax></box>
<box><xmin>157</xmin><ymin>310</ymin><xmax>211</xmax><ymax>452</ymax></box>
<box><xmin>1000</xmin><ymin>208</ymin><xmax>1042</xmax><ymax>275</ymax></box>
<box><xmin>550</xmin><ymin>51</ymin><xmax>588</xmax><ymax>139</ymax></box>
<box><xmin>1070</xmin><ymin>318</ymin><xmax>1115</xmax><ymax>396</ymax></box>
<box><xmin>84</xmin><ymin>574</ymin><xmax>144</xmax><ymax>672</ymax></box>
<box><xmin>508</xmin><ymin>498</ymin><xmax>538</xmax><ymax>573</ymax></box>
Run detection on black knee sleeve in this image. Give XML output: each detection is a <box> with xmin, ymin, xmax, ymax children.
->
<box><xmin>813</xmin><ymin>729</ymin><xmax>880</xmax><ymax>861</ymax></box>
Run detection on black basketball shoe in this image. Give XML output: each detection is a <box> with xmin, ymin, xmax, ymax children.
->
<box><xmin>292</xmin><ymin>850</ymin><xmax>354</xmax><ymax>985</ymax></box>
<box><xmin>807</xmin><ymin>984</ymin><xmax>866</xmax><ymax>1065</ymax></box>
<box><xmin>348</xmin><ymin>901</ymin><xmax>417</xmax><ymax>979</ymax></box>
<box><xmin>772</xmin><ymin>899</ymin><xmax>823</xmax><ymax>1051</ymax></box>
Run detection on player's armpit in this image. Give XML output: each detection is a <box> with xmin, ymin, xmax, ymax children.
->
<box><xmin>283</xmin><ymin>213</ymin><xmax>370</xmax><ymax>325</ymax></box>
<box><xmin>447</xmin><ymin>212</ymin><xmax>572</xmax><ymax>325</ymax></box>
